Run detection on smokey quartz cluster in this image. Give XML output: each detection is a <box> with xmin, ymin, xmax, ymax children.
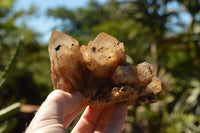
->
<box><xmin>48</xmin><ymin>30</ymin><xmax>162</xmax><ymax>108</ymax></box>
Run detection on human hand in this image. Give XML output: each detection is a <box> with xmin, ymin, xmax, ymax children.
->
<box><xmin>26</xmin><ymin>90</ymin><xmax>127</xmax><ymax>133</ymax></box>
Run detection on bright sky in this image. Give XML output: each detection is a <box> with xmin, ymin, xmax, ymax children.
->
<box><xmin>13</xmin><ymin>0</ymin><xmax>192</xmax><ymax>43</ymax></box>
<box><xmin>14</xmin><ymin>0</ymin><xmax>108</xmax><ymax>43</ymax></box>
<box><xmin>14</xmin><ymin>0</ymin><xmax>108</xmax><ymax>11</ymax></box>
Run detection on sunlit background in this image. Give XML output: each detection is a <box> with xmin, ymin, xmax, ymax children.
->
<box><xmin>14</xmin><ymin>0</ymin><xmax>108</xmax><ymax>43</ymax></box>
<box><xmin>0</xmin><ymin>0</ymin><xmax>200</xmax><ymax>132</ymax></box>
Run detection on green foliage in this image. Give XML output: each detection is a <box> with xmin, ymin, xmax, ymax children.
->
<box><xmin>0</xmin><ymin>103</ymin><xmax>21</xmax><ymax>122</ymax></box>
<box><xmin>0</xmin><ymin>0</ymin><xmax>52</xmax><ymax>106</ymax></box>
<box><xmin>0</xmin><ymin>118</ymin><xmax>17</xmax><ymax>133</ymax></box>
<box><xmin>0</xmin><ymin>37</ymin><xmax>23</xmax><ymax>90</ymax></box>
<box><xmin>0</xmin><ymin>0</ymin><xmax>200</xmax><ymax>132</ymax></box>
<box><xmin>0</xmin><ymin>103</ymin><xmax>21</xmax><ymax>133</ymax></box>
<box><xmin>0</xmin><ymin>1</ymin><xmax>52</xmax><ymax>132</ymax></box>
<box><xmin>46</xmin><ymin>0</ymin><xmax>200</xmax><ymax>132</ymax></box>
<box><xmin>0</xmin><ymin>0</ymin><xmax>13</xmax><ymax>8</ymax></box>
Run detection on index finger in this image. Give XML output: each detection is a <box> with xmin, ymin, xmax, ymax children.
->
<box><xmin>104</xmin><ymin>104</ymin><xmax>127</xmax><ymax>133</ymax></box>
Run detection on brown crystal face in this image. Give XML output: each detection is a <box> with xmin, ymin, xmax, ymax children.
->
<box><xmin>48</xmin><ymin>30</ymin><xmax>162</xmax><ymax>108</ymax></box>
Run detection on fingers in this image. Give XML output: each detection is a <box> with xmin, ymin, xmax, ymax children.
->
<box><xmin>27</xmin><ymin>89</ymin><xmax>127</xmax><ymax>133</ymax></box>
<box><xmin>27</xmin><ymin>90</ymin><xmax>83</xmax><ymax>132</ymax></box>
<box><xmin>94</xmin><ymin>107</ymin><xmax>113</xmax><ymax>133</ymax></box>
<box><xmin>104</xmin><ymin>104</ymin><xmax>127</xmax><ymax>133</ymax></box>
<box><xmin>72</xmin><ymin>104</ymin><xmax>127</xmax><ymax>133</ymax></box>
<box><xmin>63</xmin><ymin>103</ymin><xmax>86</xmax><ymax>127</ymax></box>
<box><xmin>71</xmin><ymin>106</ymin><xmax>104</xmax><ymax>133</ymax></box>
<box><xmin>39</xmin><ymin>89</ymin><xmax>83</xmax><ymax>119</ymax></box>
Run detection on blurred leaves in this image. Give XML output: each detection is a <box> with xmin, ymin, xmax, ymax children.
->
<box><xmin>45</xmin><ymin>0</ymin><xmax>200</xmax><ymax>132</ymax></box>
<box><xmin>0</xmin><ymin>37</ymin><xmax>23</xmax><ymax>90</ymax></box>
<box><xmin>0</xmin><ymin>118</ymin><xmax>17</xmax><ymax>133</ymax></box>
<box><xmin>0</xmin><ymin>0</ymin><xmax>13</xmax><ymax>11</ymax></box>
<box><xmin>0</xmin><ymin>0</ymin><xmax>200</xmax><ymax>132</ymax></box>
<box><xmin>0</xmin><ymin>103</ymin><xmax>21</xmax><ymax>133</ymax></box>
<box><xmin>0</xmin><ymin>103</ymin><xmax>21</xmax><ymax>122</ymax></box>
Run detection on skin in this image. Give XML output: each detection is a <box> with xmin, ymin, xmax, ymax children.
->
<box><xmin>26</xmin><ymin>90</ymin><xmax>127</xmax><ymax>133</ymax></box>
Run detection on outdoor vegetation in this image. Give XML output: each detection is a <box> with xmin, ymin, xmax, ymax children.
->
<box><xmin>0</xmin><ymin>0</ymin><xmax>200</xmax><ymax>132</ymax></box>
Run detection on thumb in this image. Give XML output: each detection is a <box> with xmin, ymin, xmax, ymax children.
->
<box><xmin>42</xmin><ymin>89</ymin><xmax>83</xmax><ymax>118</ymax></box>
<box><xmin>27</xmin><ymin>90</ymin><xmax>83</xmax><ymax>132</ymax></box>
